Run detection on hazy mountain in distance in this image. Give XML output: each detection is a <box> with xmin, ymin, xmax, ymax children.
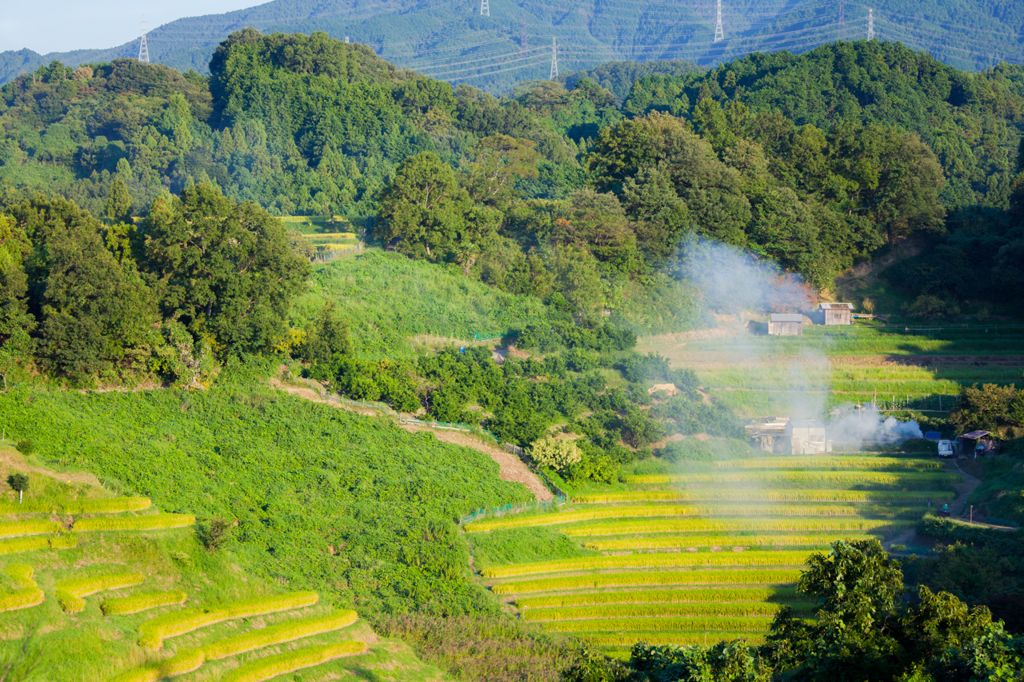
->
<box><xmin>1</xmin><ymin>0</ymin><xmax>1021</xmax><ymax>91</ymax></box>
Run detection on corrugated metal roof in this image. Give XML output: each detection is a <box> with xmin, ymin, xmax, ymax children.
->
<box><xmin>788</xmin><ymin>420</ymin><xmax>826</xmax><ymax>428</ymax></box>
<box><xmin>770</xmin><ymin>314</ymin><xmax>803</xmax><ymax>322</ymax></box>
<box><xmin>819</xmin><ymin>303</ymin><xmax>854</xmax><ymax>310</ymax></box>
<box><xmin>962</xmin><ymin>430</ymin><xmax>992</xmax><ymax>439</ymax></box>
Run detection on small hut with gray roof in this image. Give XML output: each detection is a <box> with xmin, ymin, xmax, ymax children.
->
<box><xmin>816</xmin><ymin>302</ymin><xmax>854</xmax><ymax>325</ymax></box>
<box><xmin>768</xmin><ymin>313</ymin><xmax>803</xmax><ymax>336</ymax></box>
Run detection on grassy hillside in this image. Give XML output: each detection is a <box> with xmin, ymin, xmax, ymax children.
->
<box><xmin>2</xmin><ymin>0</ymin><xmax>1020</xmax><ymax>91</ymax></box>
<box><xmin>0</xmin><ymin>449</ymin><xmax>448</xmax><ymax>682</ymax></box>
<box><xmin>0</xmin><ymin>362</ymin><xmax>533</xmax><ymax>619</ymax></box>
<box><xmin>294</xmin><ymin>249</ymin><xmax>555</xmax><ymax>358</ymax></box>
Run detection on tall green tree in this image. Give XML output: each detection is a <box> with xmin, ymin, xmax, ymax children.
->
<box><xmin>141</xmin><ymin>184</ymin><xmax>308</xmax><ymax>356</ymax></box>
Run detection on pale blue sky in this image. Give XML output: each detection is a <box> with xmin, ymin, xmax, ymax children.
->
<box><xmin>0</xmin><ymin>0</ymin><xmax>265</xmax><ymax>54</ymax></box>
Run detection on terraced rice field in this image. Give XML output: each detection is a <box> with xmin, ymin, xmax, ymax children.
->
<box><xmin>467</xmin><ymin>452</ymin><xmax>957</xmax><ymax>650</ymax></box>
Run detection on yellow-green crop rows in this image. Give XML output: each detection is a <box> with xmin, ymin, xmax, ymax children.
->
<box><xmin>469</xmin><ymin>451</ymin><xmax>955</xmax><ymax>650</ymax></box>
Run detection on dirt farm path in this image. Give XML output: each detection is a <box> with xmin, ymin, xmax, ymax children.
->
<box><xmin>269</xmin><ymin>376</ymin><xmax>553</xmax><ymax>502</ymax></box>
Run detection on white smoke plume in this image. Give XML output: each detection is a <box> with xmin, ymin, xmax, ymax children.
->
<box><xmin>679</xmin><ymin>236</ymin><xmax>814</xmax><ymax>314</ymax></box>
<box><xmin>828</xmin><ymin>405</ymin><xmax>923</xmax><ymax>450</ymax></box>
<box><xmin>676</xmin><ymin>237</ymin><xmax>922</xmax><ymax>449</ymax></box>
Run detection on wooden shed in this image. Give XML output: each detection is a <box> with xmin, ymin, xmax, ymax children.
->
<box><xmin>785</xmin><ymin>420</ymin><xmax>832</xmax><ymax>455</ymax></box>
<box><xmin>817</xmin><ymin>302</ymin><xmax>854</xmax><ymax>325</ymax></box>
<box><xmin>768</xmin><ymin>314</ymin><xmax>804</xmax><ymax>336</ymax></box>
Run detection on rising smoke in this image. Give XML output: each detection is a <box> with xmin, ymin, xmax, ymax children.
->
<box><xmin>678</xmin><ymin>237</ymin><xmax>923</xmax><ymax>447</ymax></box>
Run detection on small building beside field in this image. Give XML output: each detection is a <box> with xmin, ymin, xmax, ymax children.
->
<box><xmin>785</xmin><ymin>420</ymin><xmax>832</xmax><ymax>455</ymax></box>
<box><xmin>816</xmin><ymin>302</ymin><xmax>854</xmax><ymax>326</ymax></box>
<box><xmin>958</xmin><ymin>430</ymin><xmax>999</xmax><ymax>458</ymax></box>
<box><xmin>768</xmin><ymin>314</ymin><xmax>804</xmax><ymax>336</ymax></box>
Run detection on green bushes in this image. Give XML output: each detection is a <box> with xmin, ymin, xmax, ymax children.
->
<box><xmin>74</xmin><ymin>513</ymin><xmax>195</xmax><ymax>533</ymax></box>
<box><xmin>220</xmin><ymin>642</ymin><xmax>367</xmax><ymax>682</ymax></box>
<box><xmin>918</xmin><ymin>515</ymin><xmax>1019</xmax><ymax>543</ymax></box>
<box><xmin>583</xmin><ymin>534</ymin><xmax>875</xmax><ymax>551</ymax></box>
<box><xmin>55</xmin><ymin>572</ymin><xmax>144</xmax><ymax>613</ymax></box>
<box><xmin>489</xmin><ymin>569</ymin><xmax>804</xmax><ymax>594</ymax></box>
<box><xmin>515</xmin><ymin>587</ymin><xmax>802</xmax><ymax>609</ymax></box>
<box><xmin>523</xmin><ymin>600</ymin><xmax>812</xmax><ymax>621</ymax></box>
<box><xmin>483</xmin><ymin>551</ymin><xmax>813</xmax><ymax>578</ymax></box>
<box><xmin>202</xmin><ymin>610</ymin><xmax>359</xmax><ymax>659</ymax></box>
<box><xmin>138</xmin><ymin>591</ymin><xmax>320</xmax><ymax>649</ymax></box>
<box><xmin>0</xmin><ymin>519</ymin><xmax>61</xmax><ymax>537</ymax></box>
<box><xmin>0</xmin><ymin>563</ymin><xmax>43</xmax><ymax>612</ymax></box>
<box><xmin>101</xmin><ymin>591</ymin><xmax>188</xmax><ymax>615</ymax></box>
<box><xmin>0</xmin><ymin>534</ymin><xmax>77</xmax><ymax>554</ymax></box>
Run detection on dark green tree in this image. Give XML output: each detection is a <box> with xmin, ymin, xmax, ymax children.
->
<box><xmin>7</xmin><ymin>473</ymin><xmax>28</xmax><ymax>504</ymax></box>
<box><xmin>141</xmin><ymin>184</ymin><xmax>309</xmax><ymax>356</ymax></box>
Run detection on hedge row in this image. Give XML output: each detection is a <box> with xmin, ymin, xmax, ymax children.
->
<box><xmin>483</xmin><ymin>550</ymin><xmax>814</xmax><ymax>578</ymax></box>
<box><xmin>202</xmin><ymin>610</ymin><xmax>359</xmax><ymax>660</ymax></box>
<box><xmin>0</xmin><ymin>497</ymin><xmax>151</xmax><ymax>515</ymax></box>
<box><xmin>56</xmin><ymin>572</ymin><xmax>145</xmax><ymax>613</ymax></box>
<box><xmin>489</xmin><ymin>569</ymin><xmax>803</xmax><ymax>595</ymax></box>
<box><xmin>562</xmin><ymin>518</ymin><xmax>911</xmax><ymax>537</ymax></box>
<box><xmin>0</xmin><ymin>564</ymin><xmax>43</xmax><ymax>613</ymax></box>
<box><xmin>712</xmin><ymin>457</ymin><xmax>941</xmax><ymax>470</ymax></box>
<box><xmin>516</xmin><ymin>586</ymin><xmax>803</xmax><ymax>609</ymax></box>
<box><xmin>624</xmin><ymin>471</ymin><xmax>960</xmax><ymax>487</ymax></box>
<box><xmin>74</xmin><ymin>513</ymin><xmax>195</xmax><ymax>533</ymax></box>
<box><xmin>138</xmin><ymin>591</ymin><xmax>320</xmax><ymax>649</ymax></box>
<box><xmin>542</xmin><ymin>615</ymin><xmax>776</xmax><ymax>633</ymax></box>
<box><xmin>918</xmin><ymin>515</ymin><xmax>1020</xmax><ymax>543</ymax></box>
<box><xmin>102</xmin><ymin>591</ymin><xmax>188</xmax><ymax>615</ymax></box>
<box><xmin>574</xmin><ymin>490</ymin><xmax>954</xmax><ymax>503</ymax></box>
<box><xmin>583</xmin><ymin>631</ymin><xmax>766</xmax><ymax>647</ymax></box>
<box><xmin>0</xmin><ymin>519</ymin><xmax>62</xmax><ymax>538</ymax></box>
<box><xmin>583</xmin><ymin>534</ymin><xmax>874</xmax><ymax>551</ymax></box>
<box><xmin>221</xmin><ymin>642</ymin><xmax>367</xmax><ymax>682</ymax></box>
<box><xmin>524</xmin><ymin>600</ymin><xmax>814</xmax><ymax>622</ymax></box>
<box><xmin>0</xmin><ymin>534</ymin><xmax>78</xmax><ymax>555</ymax></box>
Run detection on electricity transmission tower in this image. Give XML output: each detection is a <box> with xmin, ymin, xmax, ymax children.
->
<box><xmin>867</xmin><ymin>8</ymin><xmax>875</xmax><ymax>40</ymax></box>
<box><xmin>550</xmin><ymin>37</ymin><xmax>558</xmax><ymax>79</ymax></box>
<box><xmin>838</xmin><ymin>0</ymin><xmax>845</xmax><ymax>41</ymax></box>
<box><xmin>138</xmin><ymin>17</ymin><xmax>150</xmax><ymax>63</ymax></box>
<box><xmin>480</xmin><ymin>0</ymin><xmax>489</xmax><ymax>17</ymax></box>
<box><xmin>714</xmin><ymin>0</ymin><xmax>724</xmax><ymax>42</ymax></box>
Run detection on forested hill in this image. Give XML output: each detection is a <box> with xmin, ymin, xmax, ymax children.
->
<box><xmin>2</xmin><ymin>0</ymin><xmax>1023</xmax><ymax>92</ymax></box>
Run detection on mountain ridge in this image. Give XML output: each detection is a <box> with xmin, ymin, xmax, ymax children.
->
<box><xmin>2</xmin><ymin>0</ymin><xmax>1022</xmax><ymax>92</ymax></box>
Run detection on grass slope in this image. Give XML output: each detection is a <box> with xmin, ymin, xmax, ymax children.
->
<box><xmin>0</xmin><ymin>451</ymin><xmax>449</xmax><ymax>682</ymax></box>
<box><xmin>0</xmin><ymin>365</ymin><xmax>531</xmax><ymax>618</ymax></box>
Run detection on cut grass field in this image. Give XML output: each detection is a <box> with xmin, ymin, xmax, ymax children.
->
<box><xmin>483</xmin><ymin>551</ymin><xmax>815</xmax><ymax>578</ymax></box>
<box><xmin>489</xmin><ymin>569</ymin><xmax>806</xmax><ymax>594</ymax></box>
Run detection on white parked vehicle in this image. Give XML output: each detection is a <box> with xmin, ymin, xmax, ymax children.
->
<box><xmin>938</xmin><ymin>440</ymin><xmax>954</xmax><ymax>458</ymax></box>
